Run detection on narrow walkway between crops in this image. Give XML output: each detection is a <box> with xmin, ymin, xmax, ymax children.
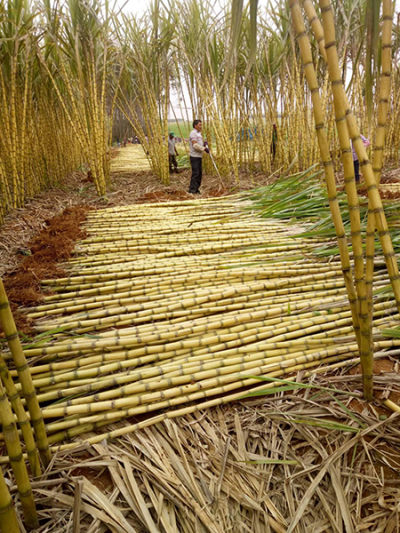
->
<box><xmin>111</xmin><ymin>144</ymin><xmax>151</xmax><ymax>172</ymax></box>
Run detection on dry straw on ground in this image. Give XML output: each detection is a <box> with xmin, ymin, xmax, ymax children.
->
<box><xmin>6</xmin><ymin>382</ymin><xmax>399</xmax><ymax>533</ymax></box>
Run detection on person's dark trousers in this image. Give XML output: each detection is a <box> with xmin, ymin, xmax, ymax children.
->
<box><xmin>354</xmin><ymin>159</ymin><xmax>360</xmax><ymax>183</ymax></box>
<box><xmin>271</xmin><ymin>142</ymin><xmax>276</xmax><ymax>161</ymax></box>
<box><xmin>169</xmin><ymin>154</ymin><xmax>178</xmax><ymax>173</ymax></box>
<box><xmin>189</xmin><ymin>156</ymin><xmax>202</xmax><ymax>193</ymax></box>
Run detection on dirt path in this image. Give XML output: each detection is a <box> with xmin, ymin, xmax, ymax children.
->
<box><xmin>0</xmin><ymin>155</ymin><xmax>225</xmax><ymax>276</ymax></box>
<box><xmin>111</xmin><ymin>143</ymin><xmax>151</xmax><ymax>172</ymax></box>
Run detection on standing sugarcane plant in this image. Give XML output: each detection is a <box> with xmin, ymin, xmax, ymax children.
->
<box><xmin>0</xmin><ymin>354</ymin><xmax>41</xmax><ymax>477</ymax></box>
<box><xmin>364</xmin><ymin>0</ymin><xmax>393</xmax><ymax>331</ymax></box>
<box><xmin>0</xmin><ymin>467</ymin><xmax>20</xmax><ymax>533</ymax></box>
<box><xmin>40</xmin><ymin>0</ymin><xmax>118</xmax><ymax>196</ymax></box>
<box><xmin>116</xmin><ymin>2</ymin><xmax>173</xmax><ymax>184</ymax></box>
<box><xmin>0</xmin><ymin>0</ymin><xmax>84</xmax><ymax>226</ymax></box>
<box><xmin>298</xmin><ymin>0</ymin><xmax>374</xmax><ymax>398</ymax></box>
<box><xmin>288</xmin><ymin>0</ymin><xmax>400</xmax><ymax>400</ymax></box>
<box><xmin>288</xmin><ymin>0</ymin><xmax>362</xmax><ymax>364</ymax></box>
<box><xmin>0</xmin><ymin>378</ymin><xmax>38</xmax><ymax>529</ymax></box>
<box><xmin>319</xmin><ymin>0</ymin><xmax>400</xmax><ymax>397</ymax></box>
<box><xmin>0</xmin><ymin>277</ymin><xmax>48</xmax><ymax>530</ymax></box>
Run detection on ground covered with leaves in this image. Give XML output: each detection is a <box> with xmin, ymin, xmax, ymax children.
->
<box><xmin>16</xmin><ymin>393</ymin><xmax>400</xmax><ymax>532</ymax></box>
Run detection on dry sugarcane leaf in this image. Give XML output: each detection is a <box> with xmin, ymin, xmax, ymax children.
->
<box><xmin>122</xmin><ymin>455</ymin><xmax>160</xmax><ymax>533</ymax></box>
<box><xmin>36</xmin><ymin>488</ymin><xmax>135</xmax><ymax>533</ymax></box>
<box><xmin>213</xmin><ymin>436</ymin><xmax>231</xmax><ymax>506</ymax></box>
<box><xmin>73</xmin><ymin>477</ymin><xmax>84</xmax><ymax>533</ymax></box>
<box><xmin>81</xmin><ymin>477</ymin><xmax>138</xmax><ymax>533</ymax></box>
<box><xmin>142</xmin><ymin>476</ymin><xmax>177</xmax><ymax>533</ymax></box>
<box><xmin>166</xmin><ymin>420</ymin><xmax>208</xmax><ymax>507</ymax></box>
<box><xmin>328</xmin><ymin>464</ymin><xmax>355</xmax><ymax>533</ymax></box>
<box><xmin>87</xmin><ymin>487</ymin><xmax>120</xmax><ymax>533</ymax></box>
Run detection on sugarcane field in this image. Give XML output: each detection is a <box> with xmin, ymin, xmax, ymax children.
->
<box><xmin>2</xmin><ymin>0</ymin><xmax>400</xmax><ymax>531</ymax></box>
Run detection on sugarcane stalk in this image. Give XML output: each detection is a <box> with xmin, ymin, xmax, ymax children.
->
<box><xmin>289</xmin><ymin>0</ymin><xmax>362</xmax><ymax>356</ymax></box>
<box><xmin>301</xmin><ymin>0</ymin><xmax>372</xmax><ymax>399</ymax></box>
<box><xmin>320</xmin><ymin>0</ymin><xmax>400</xmax><ymax>316</ymax></box>
<box><xmin>46</xmin><ymin>351</ymin><xmax>380</xmax><ymax>453</ymax></box>
<box><xmin>0</xmin><ymin>278</ymin><xmax>51</xmax><ymax>466</ymax></box>
<box><xmin>0</xmin><ymin>378</ymin><xmax>38</xmax><ymax>529</ymax></box>
<box><xmin>0</xmin><ymin>355</ymin><xmax>41</xmax><ymax>478</ymax></box>
<box><xmin>365</xmin><ymin>0</ymin><xmax>393</xmax><ymax>330</ymax></box>
<box><xmin>0</xmin><ymin>467</ymin><xmax>20</xmax><ymax>533</ymax></box>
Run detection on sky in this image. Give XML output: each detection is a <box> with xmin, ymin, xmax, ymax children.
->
<box><xmin>119</xmin><ymin>0</ymin><xmax>399</xmax><ymax>18</ymax></box>
<box><xmin>116</xmin><ymin>0</ymin><xmax>400</xmax><ymax>27</ymax></box>
<box><xmin>117</xmin><ymin>0</ymin><xmax>400</xmax><ymax>118</ymax></box>
<box><xmin>119</xmin><ymin>0</ymin><xmax>271</xmax><ymax>17</ymax></box>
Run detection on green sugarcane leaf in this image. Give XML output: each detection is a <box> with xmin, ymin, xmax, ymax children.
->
<box><xmin>237</xmin><ymin>459</ymin><xmax>299</xmax><ymax>465</ymax></box>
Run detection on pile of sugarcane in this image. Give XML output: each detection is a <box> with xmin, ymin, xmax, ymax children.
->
<box><xmin>1</xmin><ymin>197</ymin><xmax>391</xmax><ymax>455</ymax></box>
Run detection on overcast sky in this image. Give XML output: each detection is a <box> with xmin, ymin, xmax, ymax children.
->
<box><xmin>118</xmin><ymin>0</ymin><xmax>271</xmax><ymax>17</ymax></box>
<box><xmin>119</xmin><ymin>0</ymin><xmax>399</xmax><ymax>17</ymax></box>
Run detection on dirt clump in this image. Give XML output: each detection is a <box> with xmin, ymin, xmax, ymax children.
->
<box><xmin>348</xmin><ymin>358</ymin><xmax>400</xmax><ymax>415</ymax></box>
<box><xmin>1</xmin><ymin>206</ymin><xmax>90</xmax><ymax>335</ymax></box>
<box><xmin>136</xmin><ymin>189</ymin><xmax>193</xmax><ymax>203</ymax></box>
<box><xmin>357</xmin><ymin>185</ymin><xmax>400</xmax><ymax>200</ymax></box>
<box><xmin>206</xmin><ymin>186</ymin><xmax>230</xmax><ymax>197</ymax></box>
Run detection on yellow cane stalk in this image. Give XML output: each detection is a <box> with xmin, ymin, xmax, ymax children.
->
<box><xmin>0</xmin><ymin>469</ymin><xmax>20</xmax><ymax>533</ymax></box>
<box><xmin>0</xmin><ymin>355</ymin><xmax>41</xmax><ymax>478</ymax></box>
<box><xmin>365</xmin><ymin>0</ymin><xmax>393</xmax><ymax>326</ymax></box>
<box><xmin>0</xmin><ymin>379</ymin><xmax>38</xmax><ymax>529</ymax></box>
<box><xmin>289</xmin><ymin>0</ymin><xmax>361</xmax><ymax>351</ymax></box>
<box><xmin>302</xmin><ymin>0</ymin><xmax>373</xmax><ymax>399</ymax></box>
<box><xmin>319</xmin><ymin>0</ymin><xmax>400</xmax><ymax>350</ymax></box>
<box><xmin>0</xmin><ymin>279</ymin><xmax>51</xmax><ymax>466</ymax></box>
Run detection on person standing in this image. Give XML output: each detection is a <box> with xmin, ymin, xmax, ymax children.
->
<box><xmin>168</xmin><ymin>132</ymin><xmax>179</xmax><ymax>173</ymax></box>
<box><xmin>271</xmin><ymin>123</ymin><xmax>278</xmax><ymax>161</ymax></box>
<box><xmin>188</xmin><ymin>119</ymin><xmax>209</xmax><ymax>194</ymax></box>
<box><xmin>352</xmin><ymin>134</ymin><xmax>370</xmax><ymax>183</ymax></box>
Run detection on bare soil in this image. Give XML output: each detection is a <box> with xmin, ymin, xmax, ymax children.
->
<box><xmin>337</xmin><ymin>161</ymin><xmax>400</xmax><ymax>198</ymax></box>
<box><xmin>1</xmin><ymin>207</ymin><xmax>89</xmax><ymax>335</ymax></box>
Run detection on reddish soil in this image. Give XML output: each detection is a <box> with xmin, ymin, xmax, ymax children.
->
<box><xmin>1</xmin><ymin>206</ymin><xmax>89</xmax><ymax>335</ymax></box>
<box><xmin>136</xmin><ymin>189</ymin><xmax>194</xmax><ymax>203</ymax></box>
<box><xmin>71</xmin><ymin>466</ymin><xmax>114</xmax><ymax>492</ymax></box>
<box><xmin>357</xmin><ymin>186</ymin><xmax>400</xmax><ymax>200</ymax></box>
<box><xmin>136</xmin><ymin>185</ymin><xmax>230</xmax><ymax>203</ymax></box>
<box><xmin>336</xmin><ymin>162</ymin><xmax>400</xmax><ymax>198</ymax></box>
<box><xmin>348</xmin><ymin>358</ymin><xmax>400</xmax><ymax>415</ymax></box>
<box><xmin>380</xmin><ymin>172</ymin><xmax>400</xmax><ymax>184</ymax></box>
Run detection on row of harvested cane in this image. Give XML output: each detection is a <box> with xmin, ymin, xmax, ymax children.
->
<box><xmin>1</xmin><ymin>196</ymin><xmax>400</xmax><ymax>531</ymax></box>
<box><xmin>14</xmin><ymin>200</ymin><xmax>400</xmax><ymax>448</ymax></box>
